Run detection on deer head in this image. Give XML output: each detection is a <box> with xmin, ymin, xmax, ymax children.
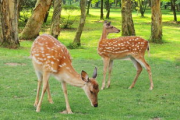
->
<box><xmin>81</xmin><ymin>67</ymin><xmax>99</xmax><ymax>107</ymax></box>
<box><xmin>103</xmin><ymin>21</ymin><xmax>120</xmax><ymax>34</ymax></box>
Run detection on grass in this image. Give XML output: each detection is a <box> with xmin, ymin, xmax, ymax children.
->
<box><xmin>0</xmin><ymin>8</ymin><xmax>180</xmax><ymax>120</ymax></box>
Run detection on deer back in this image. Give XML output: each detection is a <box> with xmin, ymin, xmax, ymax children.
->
<box><xmin>31</xmin><ymin>34</ymin><xmax>72</xmax><ymax>73</ymax></box>
<box><xmin>98</xmin><ymin>36</ymin><xmax>149</xmax><ymax>59</ymax></box>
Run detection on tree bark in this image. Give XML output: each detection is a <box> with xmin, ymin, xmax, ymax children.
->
<box><xmin>73</xmin><ymin>0</ymin><xmax>86</xmax><ymax>46</ymax></box>
<box><xmin>0</xmin><ymin>0</ymin><xmax>20</xmax><ymax>48</ymax></box>
<box><xmin>121</xmin><ymin>0</ymin><xmax>136</xmax><ymax>36</ymax></box>
<box><xmin>50</xmin><ymin>0</ymin><xmax>62</xmax><ymax>39</ymax></box>
<box><xmin>171</xmin><ymin>0</ymin><xmax>177</xmax><ymax>22</ymax></box>
<box><xmin>105</xmin><ymin>0</ymin><xmax>111</xmax><ymax>19</ymax></box>
<box><xmin>0</xmin><ymin>3</ymin><xmax>2</xmax><ymax>43</ymax></box>
<box><xmin>20</xmin><ymin>0</ymin><xmax>52</xmax><ymax>39</ymax></box>
<box><xmin>87</xmin><ymin>0</ymin><xmax>92</xmax><ymax>15</ymax></box>
<box><xmin>100</xmin><ymin>0</ymin><xmax>104</xmax><ymax>19</ymax></box>
<box><xmin>150</xmin><ymin>0</ymin><xmax>162</xmax><ymax>43</ymax></box>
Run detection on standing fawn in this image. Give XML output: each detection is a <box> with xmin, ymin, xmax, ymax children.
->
<box><xmin>31</xmin><ymin>34</ymin><xmax>99</xmax><ymax>113</ymax></box>
<box><xmin>98</xmin><ymin>22</ymin><xmax>153</xmax><ymax>90</ymax></box>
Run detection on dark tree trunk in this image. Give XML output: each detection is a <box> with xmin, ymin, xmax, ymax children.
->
<box><xmin>100</xmin><ymin>0</ymin><xmax>104</xmax><ymax>19</ymax></box>
<box><xmin>0</xmin><ymin>0</ymin><xmax>20</xmax><ymax>48</ymax></box>
<box><xmin>150</xmin><ymin>0</ymin><xmax>162</xmax><ymax>43</ymax></box>
<box><xmin>95</xmin><ymin>2</ymin><xmax>99</xmax><ymax>8</ymax></box>
<box><xmin>105</xmin><ymin>0</ymin><xmax>111</xmax><ymax>19</ymax></box>
<box><xmin>87</xmin><ymin>0</ymin><xmax>92</xmax><ymax>15</ymax></box>
<box><xmin>121</xmin><ymin>0</ymin><xmax>136</xmax><ymax>36</ymax></box>
<box><xmin>62</xmin><ymin>0</ymin><xmax>66</xmax><ymax>4</ymax></box>
<box><xmin>73</xmin><ymin>0</ymin><xmax>86</xmax><ymax>46</ymax></box>
<box><xmin>171</xmin><ymin>0</ymin><xmax>177</xmax><ymax>22</ymax></box>
<box><xmin>50</xmin><ymin>0</ymin><xmax>62</xmax><ymax>38</ymax></box>
<box><xmin>20</xmin><ymin>0</ymin><xmax>52</xmax><ymax>39</ymax></box>
<box><xmin>0</xmin><ymin>2</ymin><xmax>2</xmax><ymax>43</ymax></box>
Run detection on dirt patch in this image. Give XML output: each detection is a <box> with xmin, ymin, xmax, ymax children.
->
<box><xmin>5</xmin><ymin>63</ymin><xmax>26</xmax><ymax>66</ymax></box>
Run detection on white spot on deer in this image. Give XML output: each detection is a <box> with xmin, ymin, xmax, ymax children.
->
<box><xmin>35</xmin><ymin>54</ymin><xmax>39</xmax><ymax>56</ymax></box>
<box><xmin>47</xmin><ymin>56</ymin><xmax>51</xmax><ymax>58</ymax></box>
<box><xmin>59</xmin><ymin>63</ymin><xmax>66</xmax><ymax>68</ymax></box>
<box><xmin>40</xmin><ymin>47</ymin><xmax>44</xmax><ymax>51</ymax></box>
<box><xmin>51</xmin><ymin>61</ymin><xmax>54</xmax><ymax>64</ymax></box>
<box><xmin>32</xmin><ymin>56</ymin><xmax>42</xmax><ymax>64</ymax></box>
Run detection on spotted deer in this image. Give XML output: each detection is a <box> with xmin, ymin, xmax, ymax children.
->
<box><xmin>31</xmin><ymin>34</ymin><xmax>99</xmax><ymax>113</ymax></box>
<box><xmin>98</xmin><ymin>22</ymin><xmax>153</xmax><ymax>90</ymax></box>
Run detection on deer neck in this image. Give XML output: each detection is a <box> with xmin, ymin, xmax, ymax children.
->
<box><xmin>56</xmin><ymin>65</ymin><xmax>85</xmax><ymax>88</ymax></box>
<box><xmin>100</xmin><ymin>28</ymin><xmax>108</xmax><ymax>40</ymax></box>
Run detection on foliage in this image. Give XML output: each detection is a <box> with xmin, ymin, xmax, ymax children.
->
<box><xmin>61</xmin><ymin>5</ymin><xmax>79</xmax><ymax>29</ymax></box>
<box><xmin>20</xmin><ymin>0</ymin><xmax>36</xmax><ymax>10</ymax></box>
<box><xmin>91</xmin><ymin>0</ymin><xmax>99</xmax><ymax>4</ymax></box>
<box><xmin>133</xmin><ymin>0</ymin><xmax>147</xmax><ymax>17</ymax></box>
<box><xmin>176</xmin><ymin>0</ymin><xmax>180</xmax><ymax>4</ymax></box>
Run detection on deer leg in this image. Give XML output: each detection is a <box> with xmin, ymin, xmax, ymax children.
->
<box><xmin>107</xmin><ymin>60</ymin><xmax>113</xmax><ymax>88</ymax></box>
<box><xmin>34</xmin><ymin>80</ymin><xmax>42</xmax><ymax>107</ymax></box>
<box><xmin>135</xmin><ymin>57</ymin><xmax>153</xmax><ymax>90</ymax></box>
<box><xmin>60</xmin><ymin>81</ymin><xmax>73</xmax><ymax>114</ymax></box>
<box><xmin>101</xmin><ymin>57</ymin><xmax>110</xmax><ymax>90</ymax></box>
<box><xmin>47</xmin><ymin>81</ymin><xmax>54</xmax><ymax>104</ymax></box>
<box><xmin>129</xmin><ymin>58</ymin><xmax>142</xmax><ymax>89</ymax></box>
<box><xmin>36</xmin><ymin>71</ymin><xmax>50</xmax><ymax>112</ymax></box>
<box><xmin>34</xmin><ymin>71</ymin><xmax>42</xmax><ymax>107</ymax></box>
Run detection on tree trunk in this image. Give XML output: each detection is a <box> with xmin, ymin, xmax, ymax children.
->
<box><xmin>105</xmin><ymin>0</ymin><xmax>111</xmax><ymax>19</ymax></box>
<box><xmin>121</xmin><ymin>0</ymin><xmax>136</xmax><ymax>36</ymax></box>
<box><xmin>95</xmin><ymin>2</ymin><xmax>99</xmax><ymax>8</ymax></box>
<box><xmin>50</xmin><ymin>0</ymin><xmax>62</xmax><ymax>39</ymax></box>
<box><xmin>171</xmin><ymin>0</ymin><xmax>177</xmax><ymax>22</ymax></box>
<box><xmin>87</xmin><ymin>0</ymin><xmax>92</xmax><ymax>15</ymax></box>
<box><xmin>0</xmin><ymin>0</ymin><xmax>20</xmax><ymax>48</ymax></box>
<box><xmin>62</xmin><ymin>0</ymin><xmax>66</xmax><ymax>4</ymax></box>
<box><xmin>150</xmin><ymin>0</ymin><xmax>162</xmax><ymax>43</ymax></box>
<box><xmin>0</xmin><ymin>2</ymin><xmax>2</xmax><ymax>43</ymax></box>
<box><xmin>20</xmin><ymin>0</ymin><xmax>52</xmax><ymax>39</ymax></box>
<box><xmin>100</xmin><ymin>0</ymin><xmax>104</xmax><ymax>19</ymax></box>
<box><xmin>73</xmin><ymin>0</ymin><xmax>86</xmax><ymax>46</ymax></box>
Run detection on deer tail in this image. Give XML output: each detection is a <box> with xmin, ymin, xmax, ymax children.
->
<box><xmin>147</xmin><ymin>42</ymin><xmax>150</xmax><ymax>57</ymax></box>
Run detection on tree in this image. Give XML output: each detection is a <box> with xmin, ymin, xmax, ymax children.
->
<box><xmin>73</xmin><ymin>0</ymin><xmax>86</xmax><ymax>46</ymax></box>
<box><xmin>100</xmin><ymin>0</ymin><xmax>104</xmax><ymax>19</ymax></box>
<box><xmin>50</xmin><ymin>0</ymin><xmax>62</xmax><ymax>38</ymax></box>
<box><xmin>87</xmin><ymin>0</ymin><xmax>92</xmax><ymax>15</ymax></box>
<box><xmin>134</xmin><ymin>0</ymin><xmax>147</xmax><ymax>17</ymax></box>
<box><xmin>150</xmin><ymin>0</ymin><xmax>162</xmax><ymax>43</ymax></box>
<box><xmin>121</xmin><ymin>0</ymin><xmax>136</xmax><ymax>36</ymax></box>
<box><xmin>105</xmin><ymin>0</ymin><xmax>112</xmax><ymax>19</ymax></box>
<box><xmin>171</xmin><ymin>0</ymin><xmax>177</xmax><ymax>21</ymax></box>
<box><xmin>20</xmin><ymin>0</ymin><xmax>52</xmax><ymax>39</ymax></box>
<box><xmin>0</xmin><ymin>7</ymin><xmax>2</xmax><ymax>44</ymax></box>
<box><xmin>0</xmin><ymin>0</ymin><xmax>20</xmax><ymax>48</ymax></box>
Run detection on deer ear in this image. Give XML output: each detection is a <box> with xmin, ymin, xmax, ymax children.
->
<box><xmin>81</xmin><ymin>70</ymin><xmax>89</xmax><ymax>82</ymax></box>
<box><xmin>92</xmin><ymin>67</ymin><xmax>97</xmax><ymax>79</ymax></box>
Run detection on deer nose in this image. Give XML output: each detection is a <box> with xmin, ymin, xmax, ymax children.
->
<box><xmin>117</xmin><ymin>30</ymin><xmax>120</xmax><ymax>33</ymax></box>
<box><xmin>94</xmin><ymin>103</ymin><xmax>98</xmax><ymax>107</ymax></box>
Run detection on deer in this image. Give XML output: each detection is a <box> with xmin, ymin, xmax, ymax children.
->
<box><xmin>30</xmin><ymin>34</ymin><xmax>99</xmax><ymax>113</ymax></box>
<box><xmin>98</xmin><ymin>21</ymin><xmax>153</xmax><ymax>90</ymax></box>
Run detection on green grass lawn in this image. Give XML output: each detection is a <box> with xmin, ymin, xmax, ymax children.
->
<box><xmin>0</xmin><ymin>8</ymin><xmax>180</xmax><ymax>120</ymax></box>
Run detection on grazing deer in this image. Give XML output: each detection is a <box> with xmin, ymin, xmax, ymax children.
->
<box><xmin>98</xmin><ymin>22</ymin><xmax>153</xmax><ymax>90</ymax></box>
<box><xmin>31</xmin><ymin>34</ymin><xmax>99</xmax><ymax>113</ymax></box>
